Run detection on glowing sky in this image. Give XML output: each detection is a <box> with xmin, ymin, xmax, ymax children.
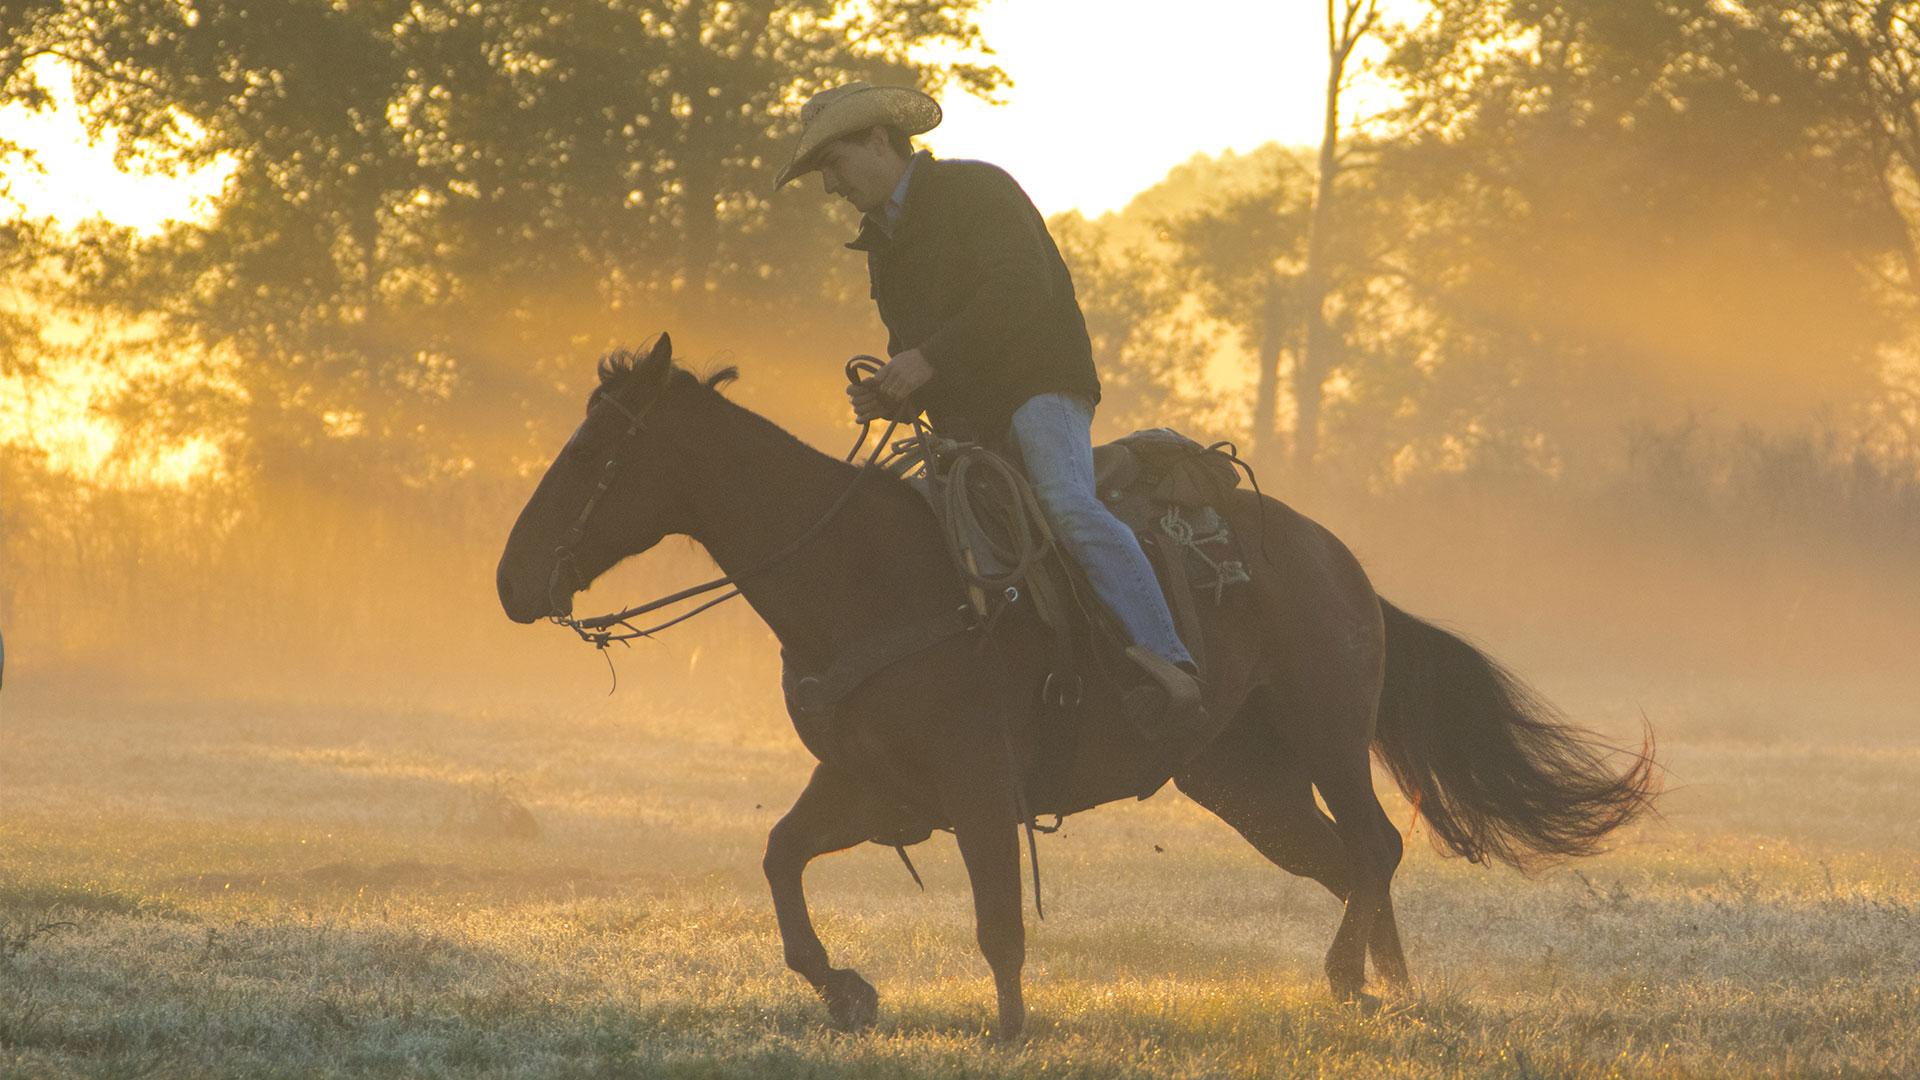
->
<box><xmin>924</xmin><ymin>0</ymin><xmax>1410</xmax><ymax>216</ymax></box>
<box><xmin>0</xmin><ymin>59</ymin><xmax>232</xmax><ymax>233</ymax></box>
<box><xmin>0</xmin><ymin>1</ymin><xmax>1414</xmax><ymax>230</ymax></box>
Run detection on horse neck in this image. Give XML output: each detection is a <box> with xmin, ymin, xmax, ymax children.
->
<box><xmin>675</xmin><ymin>393</ymin><xmax>953</xmax><ymax>668</ymax></box>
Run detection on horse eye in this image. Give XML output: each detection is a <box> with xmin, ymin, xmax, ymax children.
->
<box><xmin>560</xmin><ymin>431</ymin><xmax>596</xmax><ymax>473</ymax></box>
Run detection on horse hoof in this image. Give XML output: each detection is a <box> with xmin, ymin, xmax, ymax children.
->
<box><xmin>1346</xmin><ymin>991</ymin><xmax>1383</xmax><ymax>1015</ymax></box>
<box><xmin>820</xmin><ymin>968</ymin><xmax>879</xmax><ymax>1030</ymax></box>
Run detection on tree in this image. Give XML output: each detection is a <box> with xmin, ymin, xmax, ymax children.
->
<box><xmin>0</xmin><ymin>0</ymin><xmax>1001</xmax><ymax>486</ymax></box>
<box><xmin>1802</xmin><ymin>1</ymin><xmax>1920</xmax><ymax>309</ymax></box>
<box><xmin>1372</xmin><ymin>0</ymin><xmax>1910</xmax><ymax>480</ymax></box>
<box><xmin>1162</xmin><ymin>145</ymin><xmax>1315</xmax><ymax>460</ymax></box>
<box><xmin>0</xmin><ymin>218</ymin><xmax>43</xmax><ymax>378</ymax></box>
<box><xmin>1296</xmin><ymin>0</ymin><xmax>1382</xmax><ymax>473</ymax></box>
<box><xmin>1048</xmin><ymin>142</ymin><xmax>1408</xmax><ymax>461</ymax></box>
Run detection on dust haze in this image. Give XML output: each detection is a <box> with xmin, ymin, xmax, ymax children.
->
<box><xmin>2</xmin><ymin>0</ymin><xmax>1918</xmax><ymax>1075</ymax></box>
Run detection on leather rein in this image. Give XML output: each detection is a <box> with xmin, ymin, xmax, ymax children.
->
<box><xmin>549</xmin><ymin>356</ymin><xmax>918</xmax><ymax>649</ymax></box>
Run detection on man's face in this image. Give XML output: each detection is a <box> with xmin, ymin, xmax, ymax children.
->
<box><xmin>817</xmin><ymin>128</ymin><xmax>905</xmax><ymax>215</ymax></box>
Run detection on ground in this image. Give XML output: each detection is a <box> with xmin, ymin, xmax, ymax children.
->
<box><xmin>1</xmin><ymin>674</ymin><xmax>1916</xmax><ymax>1078</ymax></box>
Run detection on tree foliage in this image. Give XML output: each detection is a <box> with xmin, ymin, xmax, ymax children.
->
<box><xmin>1367</xmin><ymin>0</ymin><xmax>1910</xmax><ymax>479</ymax></box>
<box><xmin>1046</xmin><ymin>1</ymin><xmax>1918</xmax><ymax>488</ymax></box>
<box><xmin>1097</xmin><ymin>0</ymin><xmax>1916</xmax><ymax>486</ymax></box>
<box><xmin>1798</xmin><ymin>0</ymin><xmax>1920</xmax><ymax>305</ymax></box>
<box><xmin>0</xmin><ymin>0</ymin><xmax>1000</xmax><ymax>484</ymax></box>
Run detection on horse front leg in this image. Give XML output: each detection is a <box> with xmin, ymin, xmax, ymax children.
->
<box><xmin>763</xmin><ymin>763</ymin><xmax>883</xmax><ymax>1029</ymax></box>
<box><xmin>942</xmin><ymin>749</ymin><xmax>1027</xmax><ymax>1041</ymax></box>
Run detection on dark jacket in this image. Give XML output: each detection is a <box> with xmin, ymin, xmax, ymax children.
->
<box><xmin>849</xmin><ymin>155</ymin><xmax>1099</xmax><ymax>439</ymax></box>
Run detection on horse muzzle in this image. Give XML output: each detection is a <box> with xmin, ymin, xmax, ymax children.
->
<box><xmin>496</xmin><ymin>558</ymin><xmax>573</xmax><ymax>624</ymax></box>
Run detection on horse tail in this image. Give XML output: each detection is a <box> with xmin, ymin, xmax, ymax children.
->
<box><xmin>1371</xmin><ymin>599</ymin><xmax>1658</xmax><ymax>870</ymax></box>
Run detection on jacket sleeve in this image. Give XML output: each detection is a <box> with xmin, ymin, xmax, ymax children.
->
<box><xmin>916</xmin><ymin>167</ymin><xmax>1053</xmax><ymax>373</ymax></box>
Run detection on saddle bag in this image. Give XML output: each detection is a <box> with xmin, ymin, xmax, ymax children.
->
<box><xmin>1097</xmin><ymin>428</ymin><xmax>1242</xmax><ymax>508</ymax></box>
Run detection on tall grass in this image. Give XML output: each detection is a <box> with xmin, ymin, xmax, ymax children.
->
<box><xmin>1617</xmin><ymin>415</ymin><xmax>1920</xmax><ymax>559</ymax></box>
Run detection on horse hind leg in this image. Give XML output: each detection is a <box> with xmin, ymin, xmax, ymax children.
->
<box><xmin>1369</xmin><ymin>892</ymin><xmax>1410</xmax><ymax>987</ymax></box>
<box><xmin>763</xmin><ymin>764</ymin><xmax>888</xmax><ymax>1029</ymax></box>
<box><xmin>1176</xmin><ymin>703</ymin><xmax>1353</xmax><ymax>894</ymax></box>
<box><xmin>1309</xmin><ymin>740</ymin><xmax>1407</xmax><ymax>1002</ymax></box>
<box><xmin>1176</xmin><ymin>692</ymin><xmax>1410</xmax><ymax>1000</ymax></box>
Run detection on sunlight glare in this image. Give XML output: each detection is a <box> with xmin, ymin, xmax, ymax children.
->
<box><xmin>922</xmin><ymin>0</ymin><xmax>1418</xmax><ymax>216</ymax></box>
<box><xmin>0</xmin><ymin>56</ymin><xmax>234</xmax><ymax>234</ymax></box>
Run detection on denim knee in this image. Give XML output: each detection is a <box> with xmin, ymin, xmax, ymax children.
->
<box><xmin>1032</xmin><ymin>487</ymin><xmax>1111</xmax><ymax>543</ymax></box>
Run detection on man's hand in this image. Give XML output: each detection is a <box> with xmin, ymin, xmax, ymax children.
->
<box><xmin>870</xmin><ymin>348</ymin><xmax>933</xmax><ymax>400</ymax></box>
<box><xmin>846</xmin><ymin>348</ymin><xmax>934</xmax><ymax>424</ymax></box>
<box><xmin>847</xmin><ymin>380</ymin><xmax>899</xmax><ymax>424</ymax></box>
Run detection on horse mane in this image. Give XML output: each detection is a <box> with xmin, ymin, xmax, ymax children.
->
<box><xmin>594</xmin><ymin>346</ymin><xmax>648</xmax><ymax>388</ymax></box>
<box><xmin>592</xmin><ymin>338</ymin><xmax>739</xmax><ymax>406</ymax></box>
<box><xmin>587</xmin><ymin>340</ymin><xmax>913</xmax><ymax>499</ymax></box>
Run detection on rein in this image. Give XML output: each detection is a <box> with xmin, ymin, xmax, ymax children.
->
<box><xmin>550</xmin><ymin>356</ymin><xmax>923</xmax><ymax>649</ymax></box>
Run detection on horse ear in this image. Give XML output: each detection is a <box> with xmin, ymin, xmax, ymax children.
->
<box><xmin>645</xmin><ymin>332</ymin><xmax>673</xmax><ymax>375</ymax></box>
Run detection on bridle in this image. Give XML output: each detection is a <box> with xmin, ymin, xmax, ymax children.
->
<box><xmin>547</xmin><ymin>357</ymin><xmax>923</xmax><ymax>649</ymax></box>
<box><xmin>545</xmin><ymin>384</ymin><xmax>662</xmax><ymax>622</ymax></box>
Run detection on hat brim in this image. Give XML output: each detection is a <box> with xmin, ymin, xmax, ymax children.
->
<box><xmin>775</xmin><ymin>86</ymin><xmax>941</xmax><ymax>191</ymax></box>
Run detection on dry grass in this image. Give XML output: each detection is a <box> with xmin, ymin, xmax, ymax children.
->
<box><xmin>1</xmin><ymin>674</ymin><xmax>1917</xmax><ymax>1078</ymax></box>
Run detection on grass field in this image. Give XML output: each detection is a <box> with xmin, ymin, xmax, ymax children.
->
<box><xmin>2</xmin><ymin>670</ymin><xmax>1917</xmax><ymax>1078</ymax></box>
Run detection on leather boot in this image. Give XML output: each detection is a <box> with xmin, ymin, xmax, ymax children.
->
<box><xmin>1123</xmin><ymin>645</ymin><xmax>1208</xmax><ymax>740</ymax></box>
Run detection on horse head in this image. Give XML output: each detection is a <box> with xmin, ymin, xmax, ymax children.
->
<box><xmin>496</xmin><ymin>333</ymin><xmax>702</xmax><ymax>623</ymax></box>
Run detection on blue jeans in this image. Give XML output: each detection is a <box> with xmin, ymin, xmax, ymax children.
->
<box><xmin>1008</xmin><ymin>392</ymin><xmax>1193</xmax><ymax>667</ymax></box>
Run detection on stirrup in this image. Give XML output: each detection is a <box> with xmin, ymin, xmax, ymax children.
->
<box><xmin>1123</xmin><ymin>645</ymin><xmax>1206</xmax><ymax>739</ymax></box>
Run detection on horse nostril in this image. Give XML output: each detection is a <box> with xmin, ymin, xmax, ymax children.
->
<box><xmin>497</xmin><ymin>564</ymin><xmax>514</xmax><ymax>608</ymax></box>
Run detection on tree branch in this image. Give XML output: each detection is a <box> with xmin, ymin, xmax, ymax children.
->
<box><xmin>17</xmin><ymin>47</ymin><xmax>174</xmax><ymax>99</ymax></box>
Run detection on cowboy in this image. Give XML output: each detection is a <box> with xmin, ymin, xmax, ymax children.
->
<box><xmin>775</xmin><ymin>83</ymin><xmax>1202</xmax><ymax>730</ymax></box>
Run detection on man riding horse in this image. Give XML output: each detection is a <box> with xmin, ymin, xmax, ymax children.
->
<box><xmin>497</xmin><ymin>82</ymin><xmax>1656</xmax><ymax>1037</ymax></box>
<box><xmin>776</xmin><ymin>83</ymin><xmax>1204</xmax><ymax>733</ymax></box>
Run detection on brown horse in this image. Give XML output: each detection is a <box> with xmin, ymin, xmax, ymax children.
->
<box><xmin>496</xmin><ymin>335</ymin><xmax>1657</xmax><ymax>1040</ymax></box>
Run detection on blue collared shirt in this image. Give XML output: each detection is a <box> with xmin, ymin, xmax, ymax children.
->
<box><xmin>867</xmin><ymin>149</ymin><xmax>929</xmax><ymax>238</ymax></box>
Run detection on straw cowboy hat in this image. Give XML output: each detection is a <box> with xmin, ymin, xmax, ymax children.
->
<box><xmin>774</xmin><ymin>83</ymin><xmax>942</xmax><ymax>190</ymax></box>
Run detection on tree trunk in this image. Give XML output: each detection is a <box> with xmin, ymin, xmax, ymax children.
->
<box><xmin>1297</xmin><ymin>0</ymin><xmax>1377</xmax><ymax>474</ymax></box>
<box><xmin>1251</xmin><ymin>273</ymin><xmax>1287</xmax><ymax>461</ymax></box>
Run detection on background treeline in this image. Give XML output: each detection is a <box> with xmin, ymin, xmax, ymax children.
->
<box><xmin>1</xmin><ymin>0</ymin><xmax>1916</xmax><ymax>695</ymax></box>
